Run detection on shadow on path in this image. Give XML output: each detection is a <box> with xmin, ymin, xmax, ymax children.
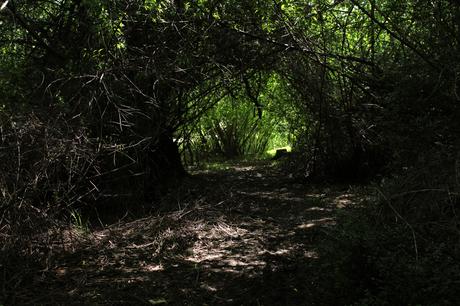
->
<box><xmin>20</xmin><ymin>161</ymin><xmax>366</xmax><ymax>305</ymax></box>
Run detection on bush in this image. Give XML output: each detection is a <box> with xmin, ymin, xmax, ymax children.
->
<box><xmin>181</xmin><ymin>97</ymin><xmax>275</xmax><ymax>163</ymax></box>
<box><xmin>318</xmin><ymin>151</ymin><xmax>460</xmax><ymax>305</ymax></box>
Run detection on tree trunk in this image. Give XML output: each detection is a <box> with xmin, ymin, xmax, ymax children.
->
<box><xmin>145</xmin><ymin>133</ymin><xmax>187</xmax><ymax>200</ymax></box>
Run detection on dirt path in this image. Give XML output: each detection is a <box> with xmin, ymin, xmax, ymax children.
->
<box><xmin>23</xmin><ymin>161</ymin><xmax>364</xmax><ymax>305</ymax></box>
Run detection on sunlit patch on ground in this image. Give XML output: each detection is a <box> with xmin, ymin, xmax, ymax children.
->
<box><xmin>296</xmin><ymin>217</ymin><xmax>336</xmax><ymax>229</ymax></box>
<box><xmin>142</xmin><ymin>264</ymin><xmax>164</xmax><ymax>272</ymax></box>
<box><xmin>266</xmin><ymin>146</ymin><xmax>292</xmax><ymax>157</ymax></box>
<box><xmin>184</xmin><ymin>221</ymin><xmax>267</xmax><ymax>274</ymax></box>
<box><xmin>232</xmin><ymin>165</ymin><xmax>257</xmax><ymax>172</ymax></box>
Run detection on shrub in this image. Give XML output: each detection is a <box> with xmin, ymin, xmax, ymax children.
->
<box><xmin>318</xmin><ymin>151</ymin><xmax>460</xmax><ymax>304</ymax></box>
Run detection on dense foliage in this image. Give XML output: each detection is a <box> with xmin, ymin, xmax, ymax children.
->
<box><xmin>1</xmin><ymin>0</ymin><xmax>459</xmax><ymax>304</ymax></box>
<box><xmin>180</xmin><ymin>73</ymin><xmax>295</xmax><ymax>163</ymax></box>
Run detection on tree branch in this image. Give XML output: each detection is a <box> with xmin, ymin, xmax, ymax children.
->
<box><xmin>349</xmin><ymin>0</ymin><xmax>439</xmax><ymax>71</ymax></box>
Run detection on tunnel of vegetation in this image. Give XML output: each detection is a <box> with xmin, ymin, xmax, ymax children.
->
<box><xmin>1</xmin><ymin>0</ymin><xmax>460</xmax><ymax>304</ymax></box>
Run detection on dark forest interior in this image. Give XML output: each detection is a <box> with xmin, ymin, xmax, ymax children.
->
<box><xmin>1</xmin><ymin>0</ymin><xmax>460</xmax><ymax>305</ymax></box>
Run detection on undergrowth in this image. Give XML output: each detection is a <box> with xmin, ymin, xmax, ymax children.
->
<box><xmin>319</xmin><ymin>151</ymin><xmax>460</xmax><ymax>305</ymax></box>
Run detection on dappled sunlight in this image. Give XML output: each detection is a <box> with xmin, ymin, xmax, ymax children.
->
<box><xmin>296</xmin><ymin>217</ymin><xmax>336</xmax><ymax>230</ymax></box>
<box><xmin>142</xmin><ymin>264</ymin><xmax>164</xmax><ymax>272</ymax></box>
<box><xmin>304</xmin><ymin>206</ymin><xmax>333</xmax><ymax>212</ymax></box>
<box><xmin>331</xmin><ymin>192</ymin><xmax>371</xmax><ymax>209</ymax></box>
<box><xmin>236</xmin><ymin>190</ymin><xmax>306</xmax><ymax>203</ymax></box>
<box><xmin>184</xmin><ymin>220</ymin><xmax>277</xmax><ymax>274</ymax></box>
<box><xmin>232</xmin><ymin>165</ymin><xmax>258</xmax><ymax>172</ymax></box>
<box><xmin>21</xmin><ymin>161</ymin><xmax>362</xmax><ymax>304</ymax></box>
<box><xmin>297</xmin><ymin>222</ymin><xmax>316</xmax><ymax>229</ymax></box>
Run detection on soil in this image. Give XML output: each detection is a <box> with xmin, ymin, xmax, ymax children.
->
<box><xmin>14</xmin><ymin>161</ymin><xmax>367</xmax><ymax>305</ymax></box>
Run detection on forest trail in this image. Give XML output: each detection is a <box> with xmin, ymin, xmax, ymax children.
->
<box><xmin>25</xmin><ymin>161</ymin><xmax>365</xmax><ymax>305</ymax></box>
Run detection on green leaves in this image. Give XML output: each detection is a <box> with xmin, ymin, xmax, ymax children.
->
<box><xmin>181</xmin><ymin>71</ymin><xmax>296</xmax><ymax>162</ymax></box>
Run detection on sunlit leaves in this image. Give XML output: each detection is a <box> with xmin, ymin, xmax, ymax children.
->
<box><xmin>144</xmin><ymin>0</ymin><xmax>159</xmax><ymax>11</ymax></box>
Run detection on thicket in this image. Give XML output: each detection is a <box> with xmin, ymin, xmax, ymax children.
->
<box><xmin>180</xmin><ymin>73</ymin><xmax>296</xmax><ymax>163</ymax></box>
<box><xmin>1</xmin><ymin>0</ymin><xmax>460</xmax><ymax>304</ymax></box>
